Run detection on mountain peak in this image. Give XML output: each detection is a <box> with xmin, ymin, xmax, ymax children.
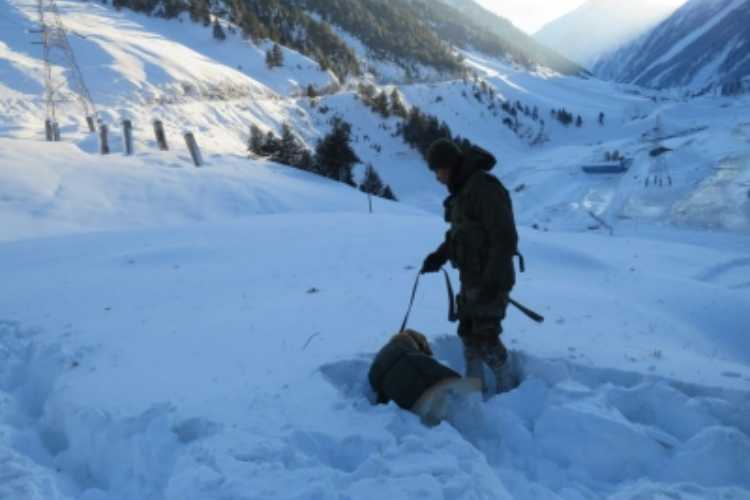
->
<box><xmin>535</xmin><ymin>0</ymin><xmax>686</xmax><ymax>68</ymax></box>
<box><xmin>594</xmin><ymin>0</ymin><xmax>750</xmax><ymax>91</ymax></box>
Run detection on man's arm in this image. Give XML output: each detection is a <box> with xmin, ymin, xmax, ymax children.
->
<box><xmin>421</xmin><ymin>240</ymin><xmax>449</xmax><ymax>274</ymax></box>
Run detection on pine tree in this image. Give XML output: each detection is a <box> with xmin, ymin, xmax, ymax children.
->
<box><xmin>359</xmin><ymin>164</ymin><xmax>385</xmax><ymax>195</ymax></box>
<box><xmin>315</xmin><ymin>117</ymin><xmax>360</xmax><ymax>185</ymax></box>
<box><xmin>381</xmin><ymin>185</ymin><xmax>397</xmax><ymax>201</ymax></box>
<box><xmin>555</xmin><ymin>109</ymin><xmax>573</xmax><ymax>126</ymax></box>
<box><xmin>390</xmin><ymin>89</ymin><xmax>407</xmax><ymax>118</ymax></box>
<box><xmin>239</xmin><ymin>10</ymin><xmax>264</xmax><ymax>42</ymax></box>
<box><xmin>598</xmin><ymin>112</ymin><xmax>605</xmax><ymax>125</ymax></box>
<box><xmin>213</xmin><ymin>19</ymin><xmax>226</xmax><ymax>41</ymax></box>
<box><xmin>248</xmin><ymin>124</ymin><xmax>265</xmax><ymax>155</ymax></box>
<box><xmin>271</xmin><ymin>43</ymin><xmax>284</xmax><ymax>67</ymax></box>
<box><xmin>400</xmin><ymin>106</ymin><xmax>456</xmax><ymax>159</ymax></box>
<box><xmin>297</xmin><ymin>149</ymin><xmax>314</xmax><ymax>171</ymax></box>
<box><xmin>373</xmin><ymin>91</ymin><xmax>390</xmax><ymax>118</ymax></box>
<box><xmin>576</xmin><ymin>115</ymin><xmax>583</xmax><ymax>127</ymax></box>
<box><xmin>262</xmin><ymin>130</ymin><xmax>281</xmax><ymax>157</ymax></box>
<box><xmin>272</xmin><ymin>123</ymin><xmax>304</xmax><ymax>166</ymax></box>
<box><xmin>189</xmin><ymin>0</ymin><xmax>210</xmax><ymax>25</ymax></box>
<box><xmin>358</xmin><ymin>83</ymin><xmax>376</xmax><ymax>105</ymax></box>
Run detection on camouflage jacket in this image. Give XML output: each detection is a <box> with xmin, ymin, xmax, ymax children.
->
<box><xmin>442</xmin><ymin>169</ymin><xmax>518</xmax><ymax>319</ymax></box>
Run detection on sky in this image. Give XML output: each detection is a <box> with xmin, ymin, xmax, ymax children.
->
<box><xmin>476</xmin><ymin>0</ymin><xmax>587</xmax><ymax>34</ymax></box>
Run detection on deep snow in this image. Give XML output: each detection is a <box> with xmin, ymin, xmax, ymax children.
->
<box><xmin>1</xmin><ymin>0</ymin><xmax>749</xmax><ymax>498</ymax></box>
<box><xmin>0</xmin><ymin>214</ymin><xmax>748</xmax><ymax>499</ymax></box>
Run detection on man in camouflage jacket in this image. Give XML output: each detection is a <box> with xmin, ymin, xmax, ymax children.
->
<box><xmin>421</xmin><ymin>138</ymin><xmax>519</xmax><ymax>394</ymax></box>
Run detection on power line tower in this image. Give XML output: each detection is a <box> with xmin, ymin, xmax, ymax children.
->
<box><xmin>31</xmin><ymin>0</ymin><xmax>97</xmax><ymax>140</ymax></box>
<box><xmin>645</xmin><ymin>114</ymin><xmax>673</xmax><ymax>188</ymax></box>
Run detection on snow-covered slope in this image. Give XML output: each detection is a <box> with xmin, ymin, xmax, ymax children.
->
<box><xmin>435</xmin><ymin>0</ymin><xmax>585</xmax><ymax>75</ymax></box>
<box><xmin>594</xmin><ymin>0</ymin><xmax>750</xmax><ymax>91</ymax></box>
<box><xmin>0</xmin><ymin>0</ymin><xmax>337</xmax><ymax>150</ymax></box>
<box><xmin>0</xmin><ymin>138</ymin><xmax>416</xmax><ymax>241</ymax></box>
<box><xmin>1</xmin><ymin>0</ymin><xmax>335</xmax><ymax>105</ymax></box>
<box><xmin>3</xmin><ymin>0</ymin><xmax>750</xmax><ymax>229</ymax></box>
<box><xmin>1</xmin><ymin>210</ymin><xmax>749</xmax><ymax>500</ymax></box>
<box><xmin>534</xmin><ymin>0</ymin><xmax>686</xmax><ymax>68</ymax></box>
<box><xmin>1</xmin><ymin>2</ymin><xmax>749</xmax><ymax>498</ymax></box>
<box><xmin>431</xmin><ymin>52</ymin><xmax>750</xmax><ymax>232</ymax></box>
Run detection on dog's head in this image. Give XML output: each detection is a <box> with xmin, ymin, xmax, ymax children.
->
<box><xmin>392</xmin><ymin>329</ymin><xmax>433</xmax><ymax>356</ymax></box>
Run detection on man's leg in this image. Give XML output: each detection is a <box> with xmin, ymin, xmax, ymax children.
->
<box><xmin>466</xmin><ymin>319</ymin><xmax>515</xmax><ymax>394</ymax></box>
<box><xmin>481</xmin><ymin>336</ymin><xmax>515</xmax><ymax>394</ymax></box>
<box><xmin>459</xmin><ymin>319</ymin><xmax>486</xmax><ymax>389</ymax></box>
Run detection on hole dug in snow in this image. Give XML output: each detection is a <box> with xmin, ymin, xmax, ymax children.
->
<box><xmin>319</xmin><ymin>357</ymin><xmax>377</xmax><ymax>403</ymax></box>
<box><xmin>320</xmin><ymin>334</ymin><xmax>750</xmax><ymax>497</ymax></box>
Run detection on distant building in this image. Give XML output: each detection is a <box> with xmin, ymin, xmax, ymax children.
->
<box><xmin>581</xmin><ymin>158</ymin><xmax>633</xmax><ymax>174</ymax></box>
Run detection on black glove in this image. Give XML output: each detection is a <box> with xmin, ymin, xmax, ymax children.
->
<box><xmin>421</xmin><ymin>251</ymin><xmax>446</xmax><ymax>274</ymax></box>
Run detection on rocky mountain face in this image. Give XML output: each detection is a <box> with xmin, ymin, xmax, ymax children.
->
<box><xmin>111</xmin><ymin>0</ymin><xmax>585</xmax><ymax>80</ymax></box>
<box><xmin>593</xmin><ymin>0</ymin><xmax>750</xmax><ymax>92</ymax></box>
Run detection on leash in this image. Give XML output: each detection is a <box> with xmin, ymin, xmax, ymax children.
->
<box><xmin>399</xmin><ymin>269</ymin><xmax>544</xmax><ymax>332</ymax></box>
<box><xmin>399</xmin><ymin>272</ymin><xmax>421</xmax><ymax>332</ymax></box>
<box><xmin>399</xmin><ymin>269</ymin><xmax>457</xmax><ymax>332</ymax></box>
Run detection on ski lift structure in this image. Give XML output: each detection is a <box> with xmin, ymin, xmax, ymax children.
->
<box><xmin>644</xmin><ymin>114</ymin><xmax>674</xmax><ymax>188</ymax></box>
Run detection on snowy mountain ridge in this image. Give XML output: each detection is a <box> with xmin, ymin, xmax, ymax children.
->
<box><xmin>432</xmin><ymin>0</ymin><xmax>586</xmax><ymax>76</ymax></box>
<box><xmin>594</xmin><ymin>0</ymin><xmax>750</xmax><ymax>92</ymax></box>
<box><xmin>106</xmin><ymin>0</ymin><xmax>584</xmax><ymax>83</ymax></box>
<box><xmin>534</xmin><ymin>0</ymin><xmax>686</xmax><ymax>68</ymax></box>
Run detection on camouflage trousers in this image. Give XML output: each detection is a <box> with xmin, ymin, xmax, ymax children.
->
<box><xmin>458</xmin><ymin>318</ymin><xmax>512</xmax><ymax>394</ymax></box>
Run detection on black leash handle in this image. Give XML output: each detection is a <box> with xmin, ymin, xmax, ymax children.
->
<box><xmin>400</xmin><ymin>269</ymin><xmax>457</xmax><ymax>332</ymax></box>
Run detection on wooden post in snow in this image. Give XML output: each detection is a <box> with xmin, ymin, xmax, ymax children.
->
<box><xmin>122</xmin><ymin>119</ymin><xmax>134</xmax><ymax>156</ymax></box>
<box><xmin>184</xmin><ymin>131</ymin><xmax>203</xmax><ymax>167</ymax></box>
<box><xmin>45</xmin><ymin>119</ymin><xmax>54</xmax><ymax>141</ymax></box>
<box><xmin>99</xmin><ymin>122</ymin><xmax>110</xmax><ymax>155</ymax></box>
<box><xmin>153</xmin><ymin>120</ymin><xmax>169</xmax><ymax>151</ymax></box>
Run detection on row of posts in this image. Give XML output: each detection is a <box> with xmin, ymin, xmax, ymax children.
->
<box><xmin>45</xmin><ymin>117</ymin><xmax>203</xmax><ymax>167</ymax></box>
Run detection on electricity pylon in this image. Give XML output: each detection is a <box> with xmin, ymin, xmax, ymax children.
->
<box><xmin>32</xmin><ymin>0</ymin><xmax>97</xmax><ymax>140</ymax></box>
<box><xmin>645</xmin><ymin>114</ymin><xmax>673</xmax><ymax>188</ymax></box>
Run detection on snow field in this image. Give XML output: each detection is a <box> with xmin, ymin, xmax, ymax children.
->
<box><xmin>0</xmin><ymin>137</ymin><xmax>418</xmax><ymax>241</ymax></box>
<box><xmin>1</xmin><ymin>0</ymin><xmax>335</xmax><ymax>105</ymax></box>
<box><xmin>0</xmin><ymin>0</ymin><xmax>749</xmax><ymax>498</ymax></box>
<box><xmin>0</xmin><ymin>214</ymin><xmax>748</xmax><ymax>499</ymax></box>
